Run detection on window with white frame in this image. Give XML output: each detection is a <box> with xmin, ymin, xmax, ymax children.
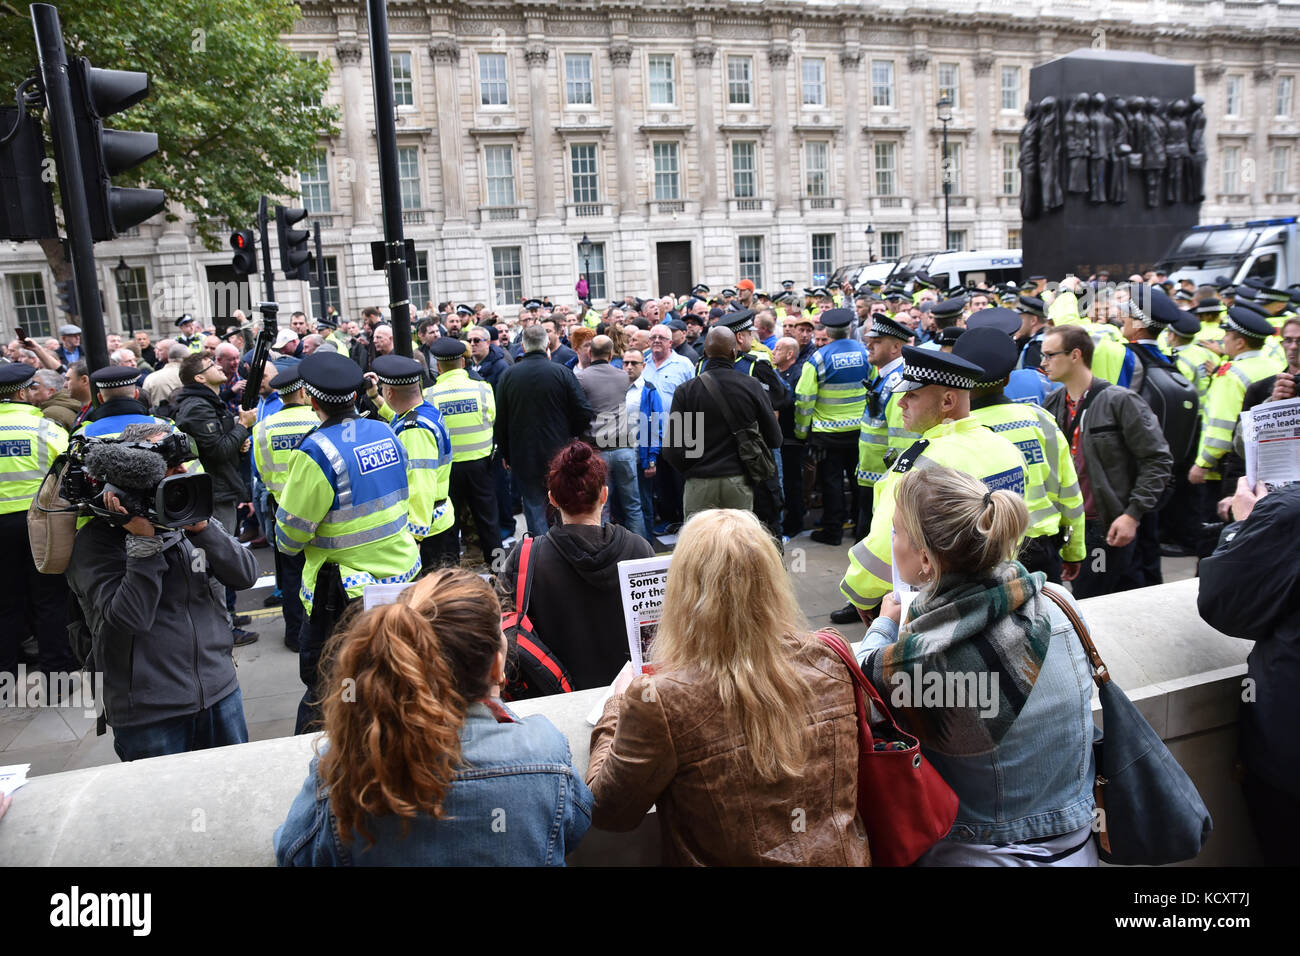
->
<box><xmin>579</xmin><ymin>241</ymin><xmax>607</xmax><ymax>300</ymax></box>
<box><xmin>879</xmin><ymin>231</ymin><xmax>902</xmax><ymax>259</ymax></box>
<box><xmin>1226</xmin><ymin>75</ymin><xmax>1243</xmax><ymax>116</ymax></box>
<box><xmin>1001</xmin><ymin>66</ymin><xmax>1020</xmax><ymax>111</ymax></box>
<box><xmin>805</xmin><ymin>141</ymin><xmax>830</xmax><ymax>197</ymax></box>
<box><xmin>309</xmin><ymin>257</ymin><xmax>341</xmax><ymax>318</ymax></box>
<box><xmin>648</xmin><ymin>55</ymin><xmax>676</xmax><ymax>106</ymax></box>
<box><xmin>811</xmin><ymin>234</ymin><xmax>834</xmax><ymax>283</ymax></box>
<box><xmin>298</xmin><ymin>52</ymin><xmax>322</xmax><ymax>109</ymax></box>
<box><xmin>871</xmin><ymin>60</ymin><xmax>894</xmax><ymax>107</ymax></box>
<box><xmin>1002</xmin><ymin>143</ymin><xmax>1020</xmax><ymax>195</ymax></box>
<box><xmin>1006</xmin><ymin>227</ymin><xmax>1021</xmax><ymax>249</ymax></box>
<box><xmin>727</xmin><ymin>56</ymin><xmax>753</xmax><ymax>106</ymax></box>
<box><xmin>1222</xmin><ymin>145</ymin><xmax>1241</xmax><ymax>193</ymax></box>
<box><xmin>408</xmin><ymin>251</ymin><xmax>431</xmax><ymax>311</ymax></box>
<box><xmin>570</xmin><ymin>144</ymin><xmax>599</xmax><ymax>203</ymax></box>
<box><xmin>479</xmin><ymin>52</ymin><xmax>508</xmax><ymax>107</ymax></box>
<box><xmin>114</xmin><ymin>266</ymin><xmax>152</xmax><ymax>329</ymax></box>
<box><xmin>484</xmin><ymin>145</ymin><xmax>515</xmax><ymax>207</ymax></box>
<box><xmin>653</xmin><ymin>142</ymin><xmax>680</xmax><ymax>200</ymax></box>
<box><xmin>11</xmin><ymin>273</ymin><xmax>51</xmax><ymax>337</ymax></box>
<box><xmin>801</xmin><ymin>58</ymin><xmax>826</xmax><ymax>107</ymax></box>
<box><xmin>397</xmin><ymin>147</ymin><xmax>422</xmax><ymax>209</ymax></box>
<box><xmin>941</xmin><ymin>141</ymin><xmax>963</xmax><ymax>193</ymax></box>
<box><xmin>565</xmin><ymin>54</ymin><xmax>594</xmax><ymax>106</ymax></box>
<box><xmin>492</xmin><ymin>247</ymin><xmax>523</xmax><ymax>307</ymax></box>
<box><xmin>938</xmin><ymin>63</ymin><xmax>959</xmax><ymax>106</ymax></box>
<box><xmin>738</xmin><ymin>236</ymin><xmax>763</xmax><ymax>286</ymax></box>
<box><xmin>946</xmin><ymin>229</ymin><xmax>966</xmax><ymax>252</ymax></box>
<box><xmin>1277</xmin><ymin>76</ymin><xmax>1294</xmax><ymax>118</ymax></box>
<box><xmin>391</xmin><ymin>53</ymin><xmax>413</xmax><ymax>107</ymax></box>
<box><xmin>731</xmin><ymin>141</ymin><xmax>757</xmax><ymax>198</ymax></box>
<box><xmin>1272</xmin><ymin>145</ymin><xmax>1291</xmax><ymax>193</ymax></box>
<box><xmin>300</xmin><ymin>150</ymin><xmax>331</xmax><ymax>214</ymax></box>
<box><xmin>874</xmin><ymin>141</ymin><xmax>897</xmax><ymax>195</ymax></box>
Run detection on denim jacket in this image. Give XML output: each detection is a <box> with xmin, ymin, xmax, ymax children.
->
<box><xmin>274</xmin><ymin>702</ymin><xmax>592</xmax><ymax>866</ymax></box>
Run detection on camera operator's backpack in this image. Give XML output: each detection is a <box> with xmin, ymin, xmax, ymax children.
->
<box><xmin>1126</xmin><ymin>344</ymin><xmax>1200</xmax><ymax>468</ymax></box>
<box><xmin>500</xmin><ymin>535</ymin><xmax>574</xmax><ymax>700</ymax></box>
<box><xmin>27</xmin><ymin>451</ymin><xmax>78</xmax><ymax>574</ymax></box>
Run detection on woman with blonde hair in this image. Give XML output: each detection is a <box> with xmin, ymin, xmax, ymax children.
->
<box><xmin>587</xmin><ymin>508</ymin><xmax>869</xmax><ymax>866</ymax></box>
<box><xmin>858</xmin><ymin>465</ymin><xmax>1097</xmax><ymax>866</ymax></box>
<box><xmin>274</xmin><ymin>568</ymin><xmax>591</xmax><ymax>866</ymax></box>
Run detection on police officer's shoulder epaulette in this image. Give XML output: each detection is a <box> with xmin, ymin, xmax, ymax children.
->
<box><xmin>892</xmin><ymin>439</ymin><xmax>930</xmax><ymax>473</ymax></box>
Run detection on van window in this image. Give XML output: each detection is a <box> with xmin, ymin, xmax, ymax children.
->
<box><xmin>1244</xmin><ymin>252</ymin><xmax>1278</xmax><ymax>286</ymax></box>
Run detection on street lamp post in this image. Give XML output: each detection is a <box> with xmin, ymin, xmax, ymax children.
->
<box><xmin>936</xmin><ymin>95</ymin><xmax>953</xmax><ymax>247</ymax></box>
<box><xmin>864</xmin><ymin>224</ymin><xmax>875</xmax><ymax>262</ymax></box>
<box><xmin>113</xmin><ymin>256</ymin><xmax>133</xmax><ymax>336</ymax></box>
<box><xmin>578</xmin><ymin>232</ymin><xmax>593</xmax><ymax>303</ymax></box>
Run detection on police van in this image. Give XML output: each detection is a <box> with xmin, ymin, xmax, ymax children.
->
<box><xmin>1158</xmin><ymin>217</ymin><xmax>1299</xmax><ymax>289</ymax></box>
<box><xmin>888</xmin><ymin>248</ymin><xmax>1023</xmax><ymax>291</ymax></box>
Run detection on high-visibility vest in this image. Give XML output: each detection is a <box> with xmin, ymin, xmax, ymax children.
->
<box><xmin>1194</xmin><ymin>350</ymin><xmax>1278</xmax><ymax>477</ymax></box>
<box><xmin>252</xmin><ymin>404</ymin><xmax>319</xmax><ymax>501</ymax></box>
<box><xmin>423</xmin><ymin>367</ymin><xmax>495</xmax><ymax>463</ymax></box>
<box><xmin>388</xmin><ymin>400</ymin><xmax>455</xmax><ymax>540</ymax></box>
<box><xmin>793</xmin><ymin>340</ymin><xmax>869</xmax><ymax>440</ymax></box>
<box><xmin>857</xmin><ymin>359</ymin><xmax>918</xmax><ymax>488</ymax></box>
<box><xmin>0</xmin><ymin>401</ymin><xmax>67</xmax><ymax>514</ymax></box>
<box><xmin>275</xmin><ymin>415</ymin><xmax>421</xmax><ymax>613</ymax></box>
<box><xmin>841</xmin><ymin>416</ymin><xmax>1027</xmax><ymax>611</ymax></box>
<box><xmin>1091</xmin><ymin>336</ymin><xmax>1137</xmax><ymax>388</ymax></box>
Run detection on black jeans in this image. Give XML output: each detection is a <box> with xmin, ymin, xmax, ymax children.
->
<box><xmin>781</xmin><ymin>443</ymin><xmax>806</xmax><ymax>538</ymax></box>
<box><xmin>815</xmin><ymin>440</ymin><xmax>858</xmax><ymax>543</ymax></box>
<box><xmin>1069</xmin><ymin>520</ymin><xmax>1137</xmax><ymax>600</ymax></box>
<box><xmin>420</xmin><ymin>526</ymin><xmax>461</xmax><ymax>571</ymax></box>
<box><xmin>450</xmin><ymin>456</ymin><xmax>502</xmax><ymax>563</ymax></box>
<box><xmin>295</xmin><ymin>563</ymin><xmax>356</xmax><ymax>735</ymax></box>
<box><xmin>0</xmin><ymin>511</ymin><xmax>76</xmax><ymax>676</ymax></box>
<box><xmin>653</xmin><ymin>459</ymin><xmax>685</xmax><ymax>525</ymax></box>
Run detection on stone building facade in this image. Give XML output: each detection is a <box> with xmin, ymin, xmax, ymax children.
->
<box><xmin>4</xmin><ymin>0</ymin><xmax>1300</xmax><ymax>337</ymax></box>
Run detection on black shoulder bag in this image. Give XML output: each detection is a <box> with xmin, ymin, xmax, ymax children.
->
<box><xmin>698</xmin><ymin>371</ymin><xmax>776</xmax><ymax>484</ymax></box>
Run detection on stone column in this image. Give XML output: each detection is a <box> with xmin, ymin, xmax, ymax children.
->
<box><xmin>609</xmin><ymin>43</ymin><xmax>637</xmax><ymax>215</ymax></box>
<box><xmin>906</xmin><ymin>50</ymin><xmax>931</xmax><ymax>210</ymax></box>
<box><xmin>973</xmin><ymin>50</ymin><xmax>995</xmax><ymax>217</ymax></box>
<box><xmin>840</xmin><ymin>49</ymin><xmax>864</xmax><ymax>215</ymax></box>
<box><xmin>1252</xmin><ymin>46</ymin><xmax>1277</xmax><ymax>208</ymax></box>
<box><xmin>525</xmin><ymin>44</ymin><xmax>557</xmax><ymax>219</ymax></box>
<box><xmin>769</xmin><ymin>44</ymin><xmax>793</xmax><ymax>211</ymax></box>
<box><xmin>693</xmin><ymin>44</ymin><xmax>719</xmax><ymax>212</ymax></box>
<box><xmin>336</xmin><ymin>40</ymin><xmax>373</xmax><ymax>226</ymax></box>
<box><xmin>428</xmin><ymin>38</ymin><xmax>465</xmax><ymax>223</ymax></box>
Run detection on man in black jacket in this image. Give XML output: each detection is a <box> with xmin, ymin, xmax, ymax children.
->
<box><xmin>495</xmin><ymin>325</ymin><xmax>594</xmax><ymax>536</ymax></box>
<box><xmin>661</xmin><ymin>327</ymin><xmax>782</xmax><ymax>520</ymax></box>
<box><xmin>173</xmin><ymin>352</ymin><xmax>260</xmax><ymax>644</ymax></box>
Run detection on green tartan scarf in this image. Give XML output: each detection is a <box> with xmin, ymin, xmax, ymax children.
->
<box><xmin>863</xmin><ymin>561</ymin><xmax>1051</xmax><ymax>757</ymax></box>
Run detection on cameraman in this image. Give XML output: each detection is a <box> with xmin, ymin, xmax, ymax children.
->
<box><xmin>65</xmin><ymin>424</ymin><xmax>258</xmax><ymax>761</ymax></box>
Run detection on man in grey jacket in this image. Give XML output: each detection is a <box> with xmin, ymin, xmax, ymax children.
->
<box><xmin>66</xmin><ymin>424</ymin><xmax>258</xmax><ymax>761</ymax></box>
<box><xmin>576</xmin><ymin>335</ymin><xmax>646</xmax><ymax>539</ymax></box>
<box><xmin>1042</xmin><ymin>324</ymin><xmax>1172</xmax><ymax>598</ymax></box>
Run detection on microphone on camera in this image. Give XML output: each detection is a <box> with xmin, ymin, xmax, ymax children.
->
<box><xmin>82</xmin><ymin>442</ymin><xmax>167</xmax><ymax>491</ymax></box>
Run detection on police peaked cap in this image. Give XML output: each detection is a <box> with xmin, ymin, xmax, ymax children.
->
<box><xmin>89</xmin><ymin>366</ymin><xmax>140</xmax><ymax>390</ymax></box>
<box><xmin>1016</xmin><ymin>295</ymin><xmax>1046</xmax><ymax>318</ymax></box>
<box><xmin>931</xmin><ymin>297</ymin><xmax>966</xmax><ymax>320</ymax></box>
<box><xmin>455</xmin><ymin>304</ymin><xmax>474</xmax><ymax>317</ymax></box>
<box><xmin>964</xmin><ymin>307</ymin><xmax>1021</xmax><ymax>337</ymax></box>
<box><xmin>0</xmin><ymin>363</ymin><xmax>36</xmax><ymax>394</ymax></box>
<box><xmin>298</xmin><ymin>351</ymin><xmax>365</xmax><ymax>402</ymax></box>
<box><xmin>818</xmin><ymin>308</ymin><xmax>855</xmax><ymax>329</ymax></box>
<box><xmin>431</xmin><ymin>338</ymin><xmax>469</xmax><ymax>360</ymax></box>
<box><xmin>952</xmin><ymin>326</ymin><xmax>1019</xmax><ymax>385</ymax></box>
<box><xmin>893</xmin><ymin>345</ymin><xmax>984</xmax><ymax>392</ymax></box>
<box><xmin>371</xmin><ymin>354</ymin><xmax>424</xmax><ymax>386</ymax></box>
<box><xmin>1221</xmin><ymin>307</ymin><xmax>1274</xmax><ymax>340</ymax></box>
<box><xmin>268</xmin><ymin>366</ymin><xmax>303</xmax><ymax>394</ymax></box>
<box><xmin>714</xmin><ymin>308</ymin><xmax>755</xmax><ymax>333</ymax></box>
<box><xmin>866</xmin><ymin>315</ymin><xmax>911</xmax><ymax>340</ymax></box>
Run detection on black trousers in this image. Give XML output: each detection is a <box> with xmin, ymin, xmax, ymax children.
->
<box><xmin>1122</xmin><ymin>509</ymin><xmax>1163</xmax><ymax>590</ymax></box>
<box><xmin>781</xmin><ymin>443</ymin><xmax>806</xmax><ymax>538</ymax></box>
<box><xmin>1242</xmin><ymin>769</ymin><xmax>1300</xmax><ymax>866</ymax></box>
<box><xmin>274</xmin><ymin>547</ymin><xmax>306</xmax><ymax>649</ymax></box>
<box><xmin>0</xmin><ymin>510</ymin><xmax>75</xmax><ymax>676</ymax></box>
<box><xmin>1069</xmin><ymin>520</ymin><xmax>1137</xmax><ymax>600</ymax></box>
<box><xmin>854</xmin><ymin>486</ymin><xmax>874</xmax><ymax>543</ymax></box>
<box><xmin>419</xmin><ymin>526</ymin><xmax>461</xmax><ymax>571</ymax></box>
<box><xmin>450</xmin><ymin>456</ymin><xmax>501</xmax><ymax>563</ymax></box>
<box><xmin>653</xmin><ymin>459</ymin><xmax>685</xmax><ymax>525</ymax></box>
<box><xmin>1018</xmin><ymin>534</ymin><xmax>1064</xmax><ymax>585</ymax></box>
<box><xmin>295</xmin><ymin>562</ymin><xmax>357</xmax><ymax>735</ymax></box>
<box><xmin>816</xmin><ymin>440</ymin><xmax>858</xmax><ymax>544</ymax></box>
<box><xmin>752</xmin><ymin>474</ymin><xmax>784</xmax><ymax>544</ymax></box>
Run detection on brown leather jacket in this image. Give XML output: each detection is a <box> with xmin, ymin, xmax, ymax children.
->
<box><xmin>587</xmin><ymin>636</ymin><xmax>870</xmax><ymax>866</ymax></box>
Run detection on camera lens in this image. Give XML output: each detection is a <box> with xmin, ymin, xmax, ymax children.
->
<box><xmin>155</xmin><ymin>473</ymin><xmax>213</xmax><ymax>527</ymax></box>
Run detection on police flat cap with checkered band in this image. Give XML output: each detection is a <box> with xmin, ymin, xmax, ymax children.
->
<box><xmin>1221</xmin><ymin>307</ymin><xmax>1275</xmax><ymax>340</ymax></box>
<box><xmin>89</xmin><ymin>365</ymin><xmax>141</xmax><ymax>390</ymax></box>
<box><xmin>0</xmin><ymin>363</ymin><xmax>36</xmax><ymax>395</ymax></box>
<box><xmin>931</xmin><ymin>296</ymin><xmax>966</xmax><ymax>320</ymax></box>
<box><xmin>371</xmin><ymin>354</ymin><xmax>424</xmax><ymax>386</ymax></box>
<box><xmin>455</xmin><ymin>304</ymin><xmax>474</xmax><ymax>317</ymax></box>
<box><xmin>715</xmin><ymin>308</ymin><xmax>755</xmax><ymax>334</ymax></box>
<box><xmin>298</xmin><ymin>351</ymin><xmax>365</xmax><ymax>403</ymax></box>
<box><xmin>892</xmin><ymin>345</ymin><xmax>986</xmax><ymax>393</ymax></box>
<box><xmin>269</xmin><ymin>366</ymin><xmax>303</xmax><ymax>395</ymax></box>
<box><xmin>431</xmin><ymin>337</ymin><xmax>468</xmax><ymax>360</ymax></box>
<box><xmin>952</xmin><ymin>326</ymin><xmax>1019</xmax><ymax>385</ymax></box>
<box><xmin>1016</xmin><ymin>295</ymin><xmax>1046</xmax><ymax>318</ymax></box>
<box><xmin>1195</xmin><ymin>297</ymin><xmax>1223</xmax><ymax>315</ymax></box>
<box><xmin>866</xmin><ymin>314</ymin><xmax>912</xmax><ymax>341</ymax></box>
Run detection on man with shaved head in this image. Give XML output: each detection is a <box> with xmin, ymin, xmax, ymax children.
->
<box><xmin>575</xmin><ymin>334</ymin><xmax>648</xmax><ymax>538</ymax></box>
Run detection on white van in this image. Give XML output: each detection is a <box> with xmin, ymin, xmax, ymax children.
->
<box><xmin>888</xmin><ymin>248</ymin><xmax>1023</xmax><ymax>292</ymax></box>
<box><xmin>1158</xmin><ymin>218</ymin><xmax>1299</xmax><ymax>289</ymax></box>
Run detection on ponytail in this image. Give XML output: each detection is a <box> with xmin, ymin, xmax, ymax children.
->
<box><xmin>896</xmin><ymin>467</ymin><xmax>1029</xmax><ymax>577</ymax></box>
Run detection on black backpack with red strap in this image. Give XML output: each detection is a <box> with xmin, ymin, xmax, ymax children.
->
<box><xmin>500</xmin><ymin>535</ymin><xmax>575</xmax><ymax>700</ymax></box>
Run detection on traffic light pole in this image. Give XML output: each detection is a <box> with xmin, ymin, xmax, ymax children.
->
<box><xmin>366</xmin><ymin>0</ymin><xmax>412</xmax><ymax>357</ymax></box>
<box><xmin>31</xmin><ymin>3</ymin><xmax>109</xmax><ymax>372</ymax></box>
<box><xmin>313</xmin><ymin>221</ymin><xmax>326</xmax><ymax>324</ymax></box>
<box><xmin>242</xmin><ymin>195</ymin><xmax>278</xmax><ymax>411</ymax></box>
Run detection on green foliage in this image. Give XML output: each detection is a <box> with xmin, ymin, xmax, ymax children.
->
<box><xmin>0</xmin><ymin>0</ymin><xmax>339</xmax><ymax>251</ymax></box>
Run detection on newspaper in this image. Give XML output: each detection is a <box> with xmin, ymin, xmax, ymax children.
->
<box><xmin>0</xmin><ymin>763</ymin><xmax>30</xmax><ymax>797</ymax></box>
<box><xmin>1241</xmin><ymin>396</ymin><xmax>1300</xmax><ymax>488</ymax></box>
<box><xmin>617</xmin><ymin>554</ymin><xmax>672</xmax><ymax>675</ymax></box>
<box><xmin>890</xmin><ymin>530</ymin><xmax>920</xmax><ymax>623</ymax></box>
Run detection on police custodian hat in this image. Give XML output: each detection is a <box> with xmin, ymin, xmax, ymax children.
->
<box><xmin>952</xmin><ymin>326</ymin><xmax>1019</xmax><ymax>385</ymax></box>
<box><xmin>431</xmin><ymin>337</ymin><xmax>468</xmax><ymax>360</ymax></box>
<box><xmin>89</xmin><ymin>365</ymin><xmax>140</xmax><ymax>390</ymax></box>
<box><xmin>893</xmin><ymin>345</ymin><xmax>985</xmax><ymax>392</ymax></box>
<box><xmin>0</xmin><ymin>363</ymin><xmax>36</xmax><ymax>395</ymax></box>
<box><xmin>371</xmin><ymin>354</ymin><xmax>424</xmax><ymax>386</ymax></box>
<box><xmin>298</xmin><ymin>351</ymin><xmax>365</xmax><ymax>403</ymax></box>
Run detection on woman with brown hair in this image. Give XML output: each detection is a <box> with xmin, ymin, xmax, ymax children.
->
<box><xmin>586</xmin><ymin>508</ymin><xmax>869</xmax><ymax>866</ymax></box>
<box><xmin>274</xmin><ymin>568</ymin><xmax>591</xmax><ymax>866</ymax></box>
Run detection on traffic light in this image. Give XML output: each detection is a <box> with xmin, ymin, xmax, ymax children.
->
<box><xmin>67</xmin><ymin>58</ymin><xmax>165</xmax><ymax>241</ymax></box>
<box><xmin>275</xmin><ymin>205</ymin><xmax>310</xmax><ymax>280</ymax></box>
<box><xmin>0</xmin><ymin>105</ymin><xmax>58</xmax><ymax>241</ymax></box>
<box><xmin>56</xmin><ymin>278</ymin><xmax>76</xmax><ymax>316</ymax></box>
<box><xmin>230</xmin><ymin>229</ymin><xmax>258</xmax><ymax>276</ymax></box>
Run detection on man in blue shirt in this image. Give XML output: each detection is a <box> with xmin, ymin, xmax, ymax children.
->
<box><xmin>641</xmin><ymin>324</ymin><xmax>695</xmax><ymax>531</ymax></box>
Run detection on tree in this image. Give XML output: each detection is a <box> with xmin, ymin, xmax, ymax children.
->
<box><xmin>0</xmin><ymin>0</ymin><xmax>339</xmax><ymax>280</ymax></box>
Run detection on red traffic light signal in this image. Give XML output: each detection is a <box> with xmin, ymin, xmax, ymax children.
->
<box><xmin>230</xmin><ymin>229</ymin><xmax>257</xmax><ymax>276</ymax></box>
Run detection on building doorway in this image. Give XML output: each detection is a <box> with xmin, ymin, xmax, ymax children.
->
<box><xmin>655</xmin><ymin>241</ymin><xmax>692</xmax><ymax>297</ymax></box>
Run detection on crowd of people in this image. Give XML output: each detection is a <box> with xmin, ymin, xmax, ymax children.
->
<box><xmin>2</xmin><ymin>262</ymin><xmax>1296</xmax><ymax>865</ymax></box>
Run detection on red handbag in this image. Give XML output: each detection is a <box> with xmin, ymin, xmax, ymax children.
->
<box><xmin>817</xmin><ymin>630</ymin><xmax>960</xmax><ymax>867</ymax></box>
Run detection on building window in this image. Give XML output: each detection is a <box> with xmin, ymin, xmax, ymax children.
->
<box><xmin>409</xmin><ymin>251</ymin><xmax>431</xmax><ymax>312</ymax></box>
<box><xmin>652</xmin><ymin>142</ymin><xmax>679</xmax><ymax>200</ymax></box>
<box><xmin>938</xmin><ymin>63</ymin><xmax>959</xmax><ymax>106</ymax></box>
<box><xmin>570</xmin><ymin>144</ymin><xmax>599</xmax><ymax>203</ymax></box>
<box><xmin>1226</xmin><ymin>75</ymin><xmax>1243</xmax><ymax>116</ymax></box>
<box><xmin>578</xmin><ymin>240</ymin><xmax>607</xmax><ymax>301</ymax></box>
<box><xmin>879</xmin><ymin>231</ymin><xmax>902</xmax><ymax>259</ymax></box>
<box><xmin>804</xmin><ymin>141</ymin><xmax>829</xmax><ymax>197</ymax></box>
<box><xmin>1001</xmin><ymin>66</ymin><xmax>1020</xmax><ymax>111</ymax></box>
<box><xmin>811</xmin><ymin>234</ymin><xmax>834</xmax><ymax>284</ymax></box>
<box><xmin>947</xmin><ymin>230</ymin><xmax>966</xmax><ymax>252</ymax></box>
<box><xmin>648</xmin><ymin>54</ymin><xmax>675</xmax><ymax>106</ymax></box>
<box><xmin>300</xmin><ymin>150</ymin><xmax>331</xmax><ymax>214</ymax></box>
<box><xmin>114</xmin><ymin>266</ymin><xmax>152</xmax><ymax>330</ymax></box>
<box><xmin>391</xmin><ymin>53</ymin><xmax>413</xmax><ymax>107</ymax></box>
<box><xmin>11</xmin><ymin>273</ymin><xmax>51</xmax><ymax>338</ymax></box>
<box><xmin>1222</xmin><ymin>145</ymin><xmax>1241</xmax><ymax>193</ymax></box>
<box><xmin>1277</xmin><ymin>76</ymin><xmax>1294</xmax><ymax>117</ymax></box>
<box><xmin>731</xmin><ymin>141</ymin><xmax>757</xmax><ymax>198</ymax></box>
<box><xmin>727</xmin><ymin>56</ymin><xmax>753</xmax><ymax>106</ymax></box>
<box><xmin>397</xmin><ymin>146</ymin><xmax>422</xmax><ymax>210</ymax></box>
<box><xmin>1007</xmin><ymin>228</ymin><xmax>1022</xmax><ymax>248</ymax></box>
<box><xmin>492</xmin><ymin>247</ymin><xmax>524</xmax><ymax>307</ymax></box>
<box><xmin>479</xmin><ymin>52</ymin><xmax>508</xmax><ymax>107</ymax></box>
<box><xmin>738</xmin><ymin>235</ymin><xmax>763</xmax><ymax>287</ymax></box>
<box><xmin>298</xmin><ymin>52</ymin><xmax>323</xmax><ymax>109</ymax></box>
<box><xmin>801</xmin><ymin>58</ymin><xmax>826</xmax><ymax>107</ymax></box>
<box><xmin>874</xmin><ymin>141</ymin><xmax>897</xmax><ymax>196</ymax></box>
<box><xmin>871</xmin><ymin>60</ymin><xmax>894</xmax><ymax>107</ymax></box>
<box><xmin>1272</xmin><ymin>145</ymin><xmax>1291</xmax><ymax>192</ymax></box>
<box><xmin>1001</xmin><ymin>142</ymin><xmax>1020</xmax><ymax>195</ymax></box>
<box><xmin>309</xmin><ymin>257</ymin><xmax>340</xmax><ymax>318</ymax></box>
<box><xmin>565</xmin><ymin>53</ymin><xmax>594</xmax><ymax>106</ymax></box>
<box><xmin>484</xmin><ymin>144</ymin><xmax>515</xmax><ymax>207</ymax></box>
<box><xmin>941</xmin><ymin>141</ymin><xmax>963</xmax><ymax>193</ymax></box>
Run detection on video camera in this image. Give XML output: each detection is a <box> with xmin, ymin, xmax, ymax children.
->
<box><xmin>59</xmin><ymin>433</ymin><xmax>214</xmax><ymax>529</ymax></box>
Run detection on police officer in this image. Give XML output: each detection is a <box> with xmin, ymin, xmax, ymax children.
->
<box><xmin>1014</xmin><ymin>295</ymin><xmax>1050</xmax><ymax>370</ymax></box>
<box><xmin>955</xmin><ymin>326</ymin><xmax>1085</xmax><ymax>584</ymax></box>
<box><xmin>275</xmin><ymin>351</ymin><xmax>420</xmax><ymax>733</ymax></box>
<box><xmin>794</xmin><ymin>307</ymin><xmax>868</xmax><ymax>547</ymax></box>
<box><xmin>372</xmin><ymin>354</ymin><xmax>456</xmax><ymax>571</ymax></box>
<box><xmin>423</xmin><ymin>337</ymin><xmax>502</xmax><ymax>563</ymax></box>
<box><xmin>176</xmin><ymin>314</ymin><xmax>204</xmax><ymax>354</ymax></box>
<box><xmin>968</xmin><ymin>307</ymin><xmax>1054</xmax><ymax>404</ymax></box>
<box><xmin>0</xmin><ymin>364</ymin><xmax>76</xmax><ymax>681</ymax></box>
<box><xmin>918</xmin><ymin>296</ymin><xmax>965</xmax><ymax>351</ymax></box>
<box><xmin>76</xmin><ymin>366</ymin><xmax>173</xmax><ymax>439</ymax></box>
<box><xmin>252</xmin><ymin>366</ymin><xmax>318</xmax><ymax>651</ymax></box>
<box><xmin>840</xmin><ymin>347</ymin><xmax>1027</xmax><ymax>620</ymax></box>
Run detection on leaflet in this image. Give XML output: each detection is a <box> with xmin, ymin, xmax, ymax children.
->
<box><xmin>1241</xmin><ymin>396</ymin><xmax>1300</xmax><ymax>488</ymax></box>
<box><xmin>617</xmin><ymin>554</ymin><xmax>672</xmax><ymax>675</ymax></box>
